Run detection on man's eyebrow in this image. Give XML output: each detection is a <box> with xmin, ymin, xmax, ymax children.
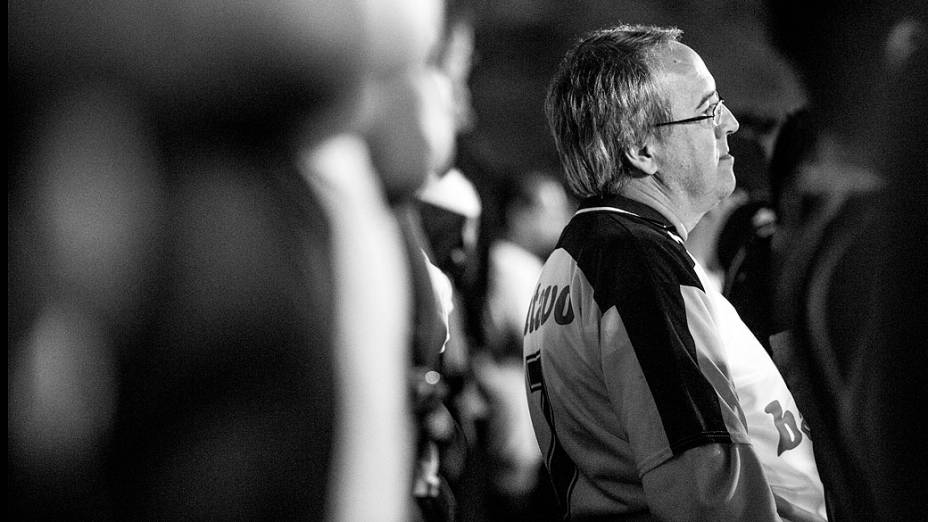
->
<box><xmin>696</xmin><ymin>90</ymin><xmax>718</xmax><ymax>110</ymax></box>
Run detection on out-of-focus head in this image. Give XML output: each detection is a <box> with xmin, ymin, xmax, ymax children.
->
<box><xmin>545</xmin><ymin>25</ymin><xmax>681</xmax><ymax>198</ymax></box>
<box><xmin>416</xmin><ymin>168</ymin><xmax>482</xmax><ymax>283</ymax></box>
<box><xmin>503</xmin><ymin>171</ymin><xmax>573</xmax><ymax>258</ymax></box>
<box><xmin>364</xmin><ymin>66</ymin><xmax>457</xmax><ymax>202</ymax></box>
<box><xmin>884</xmin><ymin>18</ymin><xmax>926</xmax><ymax>74</ymax></box>
<box><xmin>362</xmin><ymin>0</ymin><xmax>473</xmax><ymax>202</ymax></box>
<box><xmin>767</xmin><ymin>0</ymin><xmax>925</xmax><ymax>156</ymax></box>
<box><xmin>360</xmin><ymin>0</ymin><xmax>446</xmax><ymax>78</ymax></box>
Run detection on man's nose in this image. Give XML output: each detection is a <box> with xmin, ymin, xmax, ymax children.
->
<box><xmin>717</xmin><ymin>104</ymin><xmax>739</xmax><ymax>136</ymax></box>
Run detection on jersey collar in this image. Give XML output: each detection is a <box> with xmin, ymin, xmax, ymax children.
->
<box><xmin>576</xmin><ymin>194</ymin><xmax>684</xmax><ymax>243</ymax></box>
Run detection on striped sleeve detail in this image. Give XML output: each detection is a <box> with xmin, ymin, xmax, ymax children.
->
<box><xmin>616</xmin><ymin>278</ymin><xmax>731</xmax><ymax>454</ymax></box>
<box><xmin>563</xmin><ymin>217</ymin><xmax>732</xmax><ymax>455</ymax></box>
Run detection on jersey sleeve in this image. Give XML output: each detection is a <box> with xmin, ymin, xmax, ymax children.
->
<box><xmin>592</xmin><ymin>236</ymin><xmax>752</xmax><ymax>476</ymax></box>
<box><xmin>590</xmin><ymin>236</ymin><xmax>773</xmax><ymax>516</ymax></box>
<box><xmin>642</xmin><ymin>442</ymin><xmax>780</xmax><ymax>521</ymax></box>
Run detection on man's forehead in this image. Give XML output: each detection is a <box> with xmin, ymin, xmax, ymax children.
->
<box><xmin>659</xmin><ymin>42</ymin><xmax>709</xmax><ymax>75</ymax></box>
<box><xmin>656</xmin><ymin>41</ymin><xmax>716</xmax><ymax>106</ymax></box>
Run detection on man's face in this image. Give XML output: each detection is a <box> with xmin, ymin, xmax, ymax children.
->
<box><xmin>653</xmin><ymin>42</ymin><xmax>740</xmax><ymax>216</ymax></box>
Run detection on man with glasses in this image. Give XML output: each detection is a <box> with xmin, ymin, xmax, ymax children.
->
<box><xmin>523</xmin><ymin>25</ymin><xmax>827</xmax><ymax>520</ymax></box>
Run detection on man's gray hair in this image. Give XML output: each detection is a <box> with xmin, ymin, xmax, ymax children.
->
<box><xmin>545</xmin><ymin>24</ymin><xmax>681</xmax><ymax>198</ymax></box>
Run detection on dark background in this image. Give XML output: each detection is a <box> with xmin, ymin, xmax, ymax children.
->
<box><xmin>464</xmin><ymin>0</ymin><xmax>806</xmax><ymax>178</ymax></box>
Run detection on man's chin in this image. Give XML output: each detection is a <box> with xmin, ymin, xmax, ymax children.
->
<box><xmin>721</xmin><ymin>166</ymin><xmax>737</xmax><ymax>196</ymax></box>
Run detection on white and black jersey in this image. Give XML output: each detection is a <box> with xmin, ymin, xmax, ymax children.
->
<box><xmin>523</xmin><ymin>195</ymin><xmax>826</xmax><ymax>520</ymax></box>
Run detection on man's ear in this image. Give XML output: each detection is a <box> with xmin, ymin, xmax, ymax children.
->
<box><xmin>623</xmin><ymin>140</ymin><xmax>659</xmax><ymax>176</ymax></box>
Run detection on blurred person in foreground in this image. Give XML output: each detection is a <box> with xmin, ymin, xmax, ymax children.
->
<box><xmin>300</xmin><ymin>0</ymin><xmax>475</xmax><ymax>519</ymax></box>
<box><xmin>9</xmin><ymin>0</ymin><xmax>456</xmax><ymax>520</ymax></box>
<box><xmin>768</xmin><ymin>2</ymin><xmax>928</xmax><ymax>519</ymax></box>
<box><xmin>8</xmin><ymin>0</ymin><xmax>373</xmax><ymax>518</ymax></box>
<box><xmin>525</xmin><ymin>24</ymin><xmax>827</xmax><ymax>520</ymax></box>
<box><xmin>402</xmin><ymin>5</ymin><xmax>506</xmax><ymax>519</ymax></box>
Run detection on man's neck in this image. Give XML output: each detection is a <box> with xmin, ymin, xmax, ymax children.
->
<box><xmin>620</xmin><ymin>178</ymin><xmax>701</xmax><ymax>241</ymax></box>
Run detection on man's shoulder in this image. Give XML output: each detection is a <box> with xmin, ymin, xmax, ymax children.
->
<box><xmin>559</xmin><ymin>211</ymin><xmax>694</xmax><ymax>280</ymax></box>
<box><xmin>544</xmin><ymin>212</ymin><xmax>699</xmax><ymax>314</ymax></box>
<box><xmin>561</xmin><ymin>210</ymin><xmax>676</xmax><ymax>255</ymax></box>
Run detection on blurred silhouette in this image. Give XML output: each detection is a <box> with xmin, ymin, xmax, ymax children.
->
<box><xmin>485</xmin><ymin>171</ymin><xmax>572</xmax><ymax>360</ymax></box>
<box><xmin>768</xmin><ymin>2</ymin><xmax>928</xmax><ymax>520</ymax></box>
<box><xmin>302</xmin><ymin>1</ymin><xmax>467</xmax><ymax>519</ymax></box>
<box><xmin>715</xmin><ymin>198</ymin><xmax>777</xmax><ymax>353</ymax></box>
<box><xmin>9</xmin><ymin>1</ymin><xmax>455</xmax><ymax>520</ymax></box>
<box><xmin>475</xmin><ymin>169</ymin><xmax>571</xmax><ymax>521</ymax></box>
<box><xmin>713</xmin><ymin>128</ymin><xmax>788</xmax><ymax>353</ymax></box>
<box><xmin>414</xmin><ymin>167</ymin><xmax>483</xmax><ymax>520</ymax></box>
<box><xmin>7</xmin><ymin>2</ymin><xmax>357</xmax><ymax>519</ymax></box>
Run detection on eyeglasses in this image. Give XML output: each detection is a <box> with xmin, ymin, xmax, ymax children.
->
<box><xmin>655</xmin><ymin>99</ymin><xmax>726</xmax><ymax>127</ymax></box>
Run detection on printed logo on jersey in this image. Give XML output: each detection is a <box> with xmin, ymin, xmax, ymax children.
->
<box><xmin>524</xmin><ymin>283</ymin><xmax>574</xmax><ymax>335</ymax></box>
<box><xmin>764</xmin><ymin>400</ymin><xmax>812</xmax><ymax>456</ymax></box>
